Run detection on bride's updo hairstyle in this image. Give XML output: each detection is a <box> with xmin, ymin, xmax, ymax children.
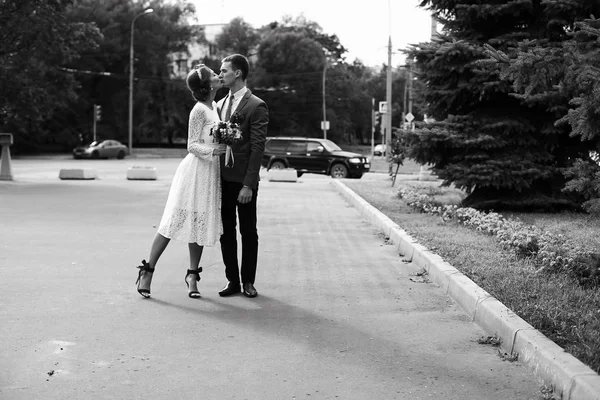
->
<box><xmin>186</xmin><ymin>64</ymin><xmax>212</xmax><ymax>102</ymax></box>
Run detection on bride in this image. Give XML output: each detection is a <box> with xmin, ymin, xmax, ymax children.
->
<box><xmin>135</xmin><ymin>64</ymin><xmax>226</xmax><ymax>299</ymax></box>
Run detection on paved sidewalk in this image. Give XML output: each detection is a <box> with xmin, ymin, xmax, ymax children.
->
<box><xmin>0</xmin><ymin>167</ymin><xmax>543</xmax><ymax>399</ymax></box>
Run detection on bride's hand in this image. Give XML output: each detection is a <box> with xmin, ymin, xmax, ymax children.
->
<box><xmin>212</xmin><ymin>144</ymin><xmax>227</xmax><ymax>156</ymax></box>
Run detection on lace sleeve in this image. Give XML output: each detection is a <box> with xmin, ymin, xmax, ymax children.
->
<box><xmin>187</xmin><ymin>105</ymin><xmax>215</xmax><ymax>160</ymax></box>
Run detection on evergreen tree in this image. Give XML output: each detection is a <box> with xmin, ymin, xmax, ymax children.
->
<box><xmin>406</xmin><ymin>0</ymin><xmax>600</xmax><ymax>210</ymax></box>
<box><xmin>486</xmin><ymin>11</ymin><xmax>600</xmax><ymax>148</ymax></box>
<box><xmin>486</xmin><ymin>10</ymin><xmax>600</xmax><ymax>213</ymax></box>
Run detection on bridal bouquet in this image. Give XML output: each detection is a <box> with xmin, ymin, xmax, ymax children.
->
<box><xmin>211</xmin><ymin>112</ymin><xmax>243</xmax><ymax>167</ymax></box>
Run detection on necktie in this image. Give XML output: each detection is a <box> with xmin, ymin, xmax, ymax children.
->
<box><xmin>224</xmin><ymin>94</ymin><xmax>234</xmax><ymax>122</ymax></box>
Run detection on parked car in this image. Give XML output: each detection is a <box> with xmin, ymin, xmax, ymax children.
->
<box><xmin>373</xmin><ymin>144</ymin><xmax>387</xmax><ymax>156</ymax></box>
<box><xmin>73</xmin><ymin>140</ymin><xmax>129</xmax><ymax>159</ymax></box>
<box><xmin>261</xmin><ymin>137</ymin><xmax>370</xmax><ymax>179</ymax></box>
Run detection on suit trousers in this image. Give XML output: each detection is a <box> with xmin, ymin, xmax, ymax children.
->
<box><xmin>220</xmin><ymin>179</ymin><xmax>259</xmax><ymax>284</ymax></box>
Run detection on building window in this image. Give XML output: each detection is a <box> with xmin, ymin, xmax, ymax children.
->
<box><xmin>177</xmin><ymin>58</ymin><xmax>188</xmax><ymax>75</ymax></box>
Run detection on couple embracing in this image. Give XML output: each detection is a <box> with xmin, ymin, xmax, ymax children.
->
<box><xmin>135</xmin><ymin>54</ymin><xmax>269</xmax><ymax>299</ymax></box>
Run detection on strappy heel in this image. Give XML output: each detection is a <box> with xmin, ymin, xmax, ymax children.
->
<box><xmin>185</xmin><ymin>268</ymin><xmax>202</xmax><ymax>298</ymax></box>
<box><xmin>135</xmin><ymin>259</ymin><xmax>155</xmax><ymax>298</ymax></box>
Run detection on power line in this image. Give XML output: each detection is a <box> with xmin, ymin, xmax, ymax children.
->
<box><xmin>60</xmin><ymin>67</ymin><xmax>116</xmax><ymax>77</ymax></box>
<box><xmin>59</xmin><ymin>67</ymin><xmax>187</xmax><ymax>85</ymax></box>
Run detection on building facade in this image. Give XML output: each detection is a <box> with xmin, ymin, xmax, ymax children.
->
<box><xmin>169</xmin><ymin>23</ymin><xmax>226</xmax><ymax>79</ymax></box>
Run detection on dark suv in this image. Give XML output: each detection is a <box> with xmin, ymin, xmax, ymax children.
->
<box><xmin>261</xmin><ymin>137</ymin><xmax>370</xmax><ymax>178</ymax></box>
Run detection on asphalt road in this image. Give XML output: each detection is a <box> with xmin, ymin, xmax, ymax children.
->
<box><xmin>0</xmin><ymin>157</ymin><xmax>543</xmax><ymax>399</ymax></box>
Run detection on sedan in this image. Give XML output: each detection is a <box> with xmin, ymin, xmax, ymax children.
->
<box><xmin>73</xmin><ymin>140</ymin><xmax>129</xmax><ymax>159</ymax></box>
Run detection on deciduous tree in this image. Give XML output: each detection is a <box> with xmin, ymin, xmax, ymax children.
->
<box><xmin>215</xmin><ymin>17</ymin><xmax>260</xmax><ymax>57</ymax></box>
<box><xmin>0</xmin><ymin>0</ymin><xmax>101</xmax><ymax>151</ymax></box>
<box><xmin>65</xmin><ymin>0</ymin><xmax>201</xmax><ymax>146</ymax></box>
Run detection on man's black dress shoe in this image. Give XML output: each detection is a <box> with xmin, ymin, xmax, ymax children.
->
<box><xmin>219</xmin><ymin>282</ymin><xmax>241</xmax><ymax>297</ymax></box>
<box><xmin>243</xmin><ymin>283</ymin><xmax>258</xmax><ymax>298</ymax></box>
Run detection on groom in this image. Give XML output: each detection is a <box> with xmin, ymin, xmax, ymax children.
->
<box><xmin>217</xmin><ymin>54</ymin><xmax>269</xmax><ymax>298</ymax></box>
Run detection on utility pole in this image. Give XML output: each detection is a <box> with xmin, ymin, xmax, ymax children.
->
<box><xmin>403</xmin><ymin>71</ymin><xmax>408</xmax><ymax>126</ymax></box>
<box><xmin>407</xmin><ymin>59</ymin><xmax>413</xmax><ymax>130</ymax></box>
<box><xmin>385</xmin><ymin>36</ymin><xmax>393</xmax><ymax>147</ymax></box>
<box><xmin>371</xmin><ymin>98</ymin><xmax>375</xmax><ymax>156</ymax></box>
<box><xmin>322</xmin><ymin>58</ymin><xmax>337</xmax><ymax>139</ymax></box>
<box><xmin>322</xmin><ymin>61</ymin><xmax>328</xmax><ymax>140</ymax></box>
<box><xmin>385</xmin><ymin>0</ymin><xmax>394</xmax><ymax>146</ymax></box>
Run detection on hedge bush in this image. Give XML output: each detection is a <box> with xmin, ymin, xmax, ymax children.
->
<box><xmin>398</xmin><ymin>187</ymin><xmax>600</xmax><ymax>286</ymax></box>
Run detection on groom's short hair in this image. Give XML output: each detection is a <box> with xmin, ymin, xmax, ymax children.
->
<box><xmin>223</xmin><ymin>54</ymin><xmax>249</xmax><ymax>81</ymax></box>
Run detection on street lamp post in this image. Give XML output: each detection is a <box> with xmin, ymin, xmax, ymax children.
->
<box><xmin>129</xmin><ymin>8</ymin><xmax>154</xmax><ymax>154</ymax></box>
<box><xmin>385</xmin><ymin>0</ymin><xmax>393</xmax><ymax>147</ymax></box>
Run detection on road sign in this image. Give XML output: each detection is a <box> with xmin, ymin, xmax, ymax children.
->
<box><xmin>379</xmin><ymin>101</ymin><xmax>388</xmax><ymax>114</ymax></box>
<box><xmin>321</xmin><ymin>121</ymin><xmax>330</xmax><ymax>130</ymax></box>
<box><xmin>405</xmin><ymin>112</ymin><xmax>414</xmax><ymax>122</ymax></box>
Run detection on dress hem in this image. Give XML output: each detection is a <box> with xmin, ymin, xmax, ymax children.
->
<box><xmin>157</xmin><ymin>229</ymin><xmax>222</xmax><ymax>247</ymax></box>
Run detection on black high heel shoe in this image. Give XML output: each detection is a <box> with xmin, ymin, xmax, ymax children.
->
<box><xmin>135</xmin><ymin>260</ymin><xmax>155</xmax><ymax>298</ymax></box>
<box><xmin>185</xmin><ymin>268</ymin><xmax>202</xmax><ymax>298</ymax></box>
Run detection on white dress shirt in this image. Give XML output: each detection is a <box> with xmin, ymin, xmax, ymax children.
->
<box><xmin>222</xmin><ymin>86</ymin><xmax>248</xmax><ymax>120</ymax></box>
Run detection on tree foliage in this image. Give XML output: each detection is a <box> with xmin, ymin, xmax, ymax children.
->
<box><xmin>268</xmin><ymin>15</ymin><xmax>347</xmax><ymax>61</ymax></box>
<box><xmin>215</xmin><ymin>17</ymin><xmax>260</xmax><ymax>56</ymax></box>
<box><xmin>563</xmin><ymin>157</ymin><xmax>600</xmax><ymax>215</ymax></box>
<box><xmin>407</xmin><ymin>0</ymin><xmax>600</xmax><ymax>211</ymax></box>
<box><xmin>484</xmin><ymin>10</ymin><xmax>600</xmax><ymax>213</ymax></box>
<box><xmin>64</xmin><ymin>0</ymin><xmax>201</xmax><ymax>146</ymax></box>
<box><xmin>0</xmin><ymin>0</ymin><xmax>202</xmax><ymax>151</ymax></box>
<box><xmin>486</xmin><ymin>13</ymin><xmax>600</xmax><ymax>147</ymax></box>
<box><xmin>251</xmin><ymin>17</ymin><xmax>360</xmax><ymax>141</ymax></box>
<box><xmin>2</xmin><ymin>5</ymin><xmax>409</xmax><ymax>152</ymax></box>
<box><xmin>0</xmin><ymin>0</ymin><xmax>101</xmax><ymax>149</ymax></box>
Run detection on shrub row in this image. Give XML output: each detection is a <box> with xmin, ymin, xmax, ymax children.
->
<box><xmin>397</xmin><ymin>187</ymin><xmax>600</xmax><ymax>286</ymax></box>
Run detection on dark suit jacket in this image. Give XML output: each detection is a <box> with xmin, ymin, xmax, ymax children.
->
<box><xmin>217</xmin><ymin>89</ymin><xmax>268</xmax><ymax>189</ymax></box>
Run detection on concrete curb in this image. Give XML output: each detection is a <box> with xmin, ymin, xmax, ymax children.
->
<box><xmin>331</xmin><ymin>179</ymin><xmax>600</xmax><ymax>400</ymax></box>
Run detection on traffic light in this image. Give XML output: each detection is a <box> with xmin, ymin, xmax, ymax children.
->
<box><xmin>95</xmin><ymin>104</ymin><xmax>102</xmax><ymax>121</ymax></box>
<box><xmin>375</xmin><ymin>111</ymin><xmax>382</xmax><ymax>129</ymax></box>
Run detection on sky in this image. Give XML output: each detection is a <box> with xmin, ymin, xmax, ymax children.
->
<box><xmin>189</xmin><ymin>0</ymin><xmax>436</xmax><ymax>67</ymax></box>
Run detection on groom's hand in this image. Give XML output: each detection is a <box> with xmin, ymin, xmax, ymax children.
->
<box><xmin>238</xmin><ymin>186</ymin><xmax>253</xmax><ymax>204</ymax></box>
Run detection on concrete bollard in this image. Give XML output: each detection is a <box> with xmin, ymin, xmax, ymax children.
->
<box><xmin>59</xmin><ymin>169</ymin><xmax>98</xmax><ymax>180</ymax></box>
<box><xmin>127</xmin><ymin>166</ymin><xmax>157</xmax><ymax>180</ymax></box>
<box><xmin>267</xmin><ymin>168</ymin><xmax>298</xmax><ymax>182</ymax></box>
<box><xmin>0</xmin><ymin>133</ymin><xmax>13</xmax><ymax>181</ymax></box>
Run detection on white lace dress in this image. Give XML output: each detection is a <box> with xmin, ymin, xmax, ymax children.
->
<box><xmin>157</xmin><ymin>102</ymin><xmax>223</xmax><ymax>246</ymax></box>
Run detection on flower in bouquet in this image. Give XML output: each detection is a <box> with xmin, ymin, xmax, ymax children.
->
<box><xmin>211</xmin><ymin>112</ymin><xmax>244</xmax><ymax>167</ymax></box>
